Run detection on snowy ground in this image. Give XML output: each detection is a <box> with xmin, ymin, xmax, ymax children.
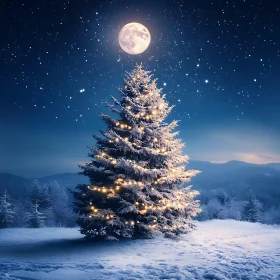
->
<box><xmin>0</xmin><ymin>220</ymin><xmax>279</xmax><ymax>280</ymax></box>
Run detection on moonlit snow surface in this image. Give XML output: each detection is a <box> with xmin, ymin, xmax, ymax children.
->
<box><xmin>0</xmin><ymin>220</ymin><xmax>279</xmax><ymax>280</ymax></box>
<box><xmin>118</xmin><ymin>22</ymin><xmax>151</xmax><ymax>55</ymax></box>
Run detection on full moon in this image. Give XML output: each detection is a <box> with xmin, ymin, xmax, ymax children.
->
<box><xmin>118</xmin><ymin>22</ymin><xmax>151</xmax><ymax>55</ymax></box>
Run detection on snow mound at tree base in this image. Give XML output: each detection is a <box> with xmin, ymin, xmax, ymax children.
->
<box><xmin>0</xmin><ymin>220</ymin><xmax>279</xmax><ymax>280</ymax></box>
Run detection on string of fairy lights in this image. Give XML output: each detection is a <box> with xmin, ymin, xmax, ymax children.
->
<box><xmin>113</xmin><ymin>120</ymin><xmax>168</xmax><ymax>153</ymax></box>
<box><xmin>86</xmin><ymin>174</ymin><xmax>189</xmax><ymax>229</ymax></box>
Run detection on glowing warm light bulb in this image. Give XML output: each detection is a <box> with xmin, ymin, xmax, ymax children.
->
<box><xmin>154</xmin><ymin>138</ymin><xmax>158</xmax><ymax>142</ymax></box>
<box><xmin>116</xmin><ymin>121</ymin><xmax>120</xmax><ymax>126</ymax></box>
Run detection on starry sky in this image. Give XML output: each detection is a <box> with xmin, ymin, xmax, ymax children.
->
<box><xmin>1</xmin><ymin>0</ymin><xmax>280</xmax><ymax>177</ymax></box>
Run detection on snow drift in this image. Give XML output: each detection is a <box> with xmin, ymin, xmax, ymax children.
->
<box><xmin>0</xmin><ymin>220</ymin><xmax>279</xmax><ymax>280</ymax></box>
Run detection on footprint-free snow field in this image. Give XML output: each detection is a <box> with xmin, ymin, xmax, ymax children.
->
<box><xmin>0</xmin><ymin>220</ymin><xmax>279</xmax><ymax>280</ymax></box>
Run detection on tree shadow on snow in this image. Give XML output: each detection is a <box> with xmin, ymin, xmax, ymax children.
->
<box><xmin>0</xmin><ymin>237</ymin><xmax>137</xmax><ymax>260</ymax></box>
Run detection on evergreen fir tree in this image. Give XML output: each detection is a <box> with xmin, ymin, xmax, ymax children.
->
<box><xmin>13</xmin><ymin>200</ymin><xmax>31</xmax><ymax>227</ymax></box>
<box><xmin>73</xmin><ymin>64</ymin><xmax>201</xmax><ymax>240</ymax></box>
<box><xmin>242</xmin><ymin>189</ymin><xmax>260</xmax><ymax>223</ymax></box>
<box><xmin>30</xmin><ymin>180</ymin><xmax>51</xmax><ymax>210</ymax></box>
<box><xmin>40</xmin><ymin>184</ymin><xmax>52</xmax><ymax>209</ymax></box>
<box><xmin>27</xmin><ymin>200</ymin><xmax>46</xmax><ymax>228</ymax></box>
<box><xmin>49</xmin><ymin>181</ymin><xmax>73</xmax><ymax>227</ymax></box>
<box><xmin>31</xmin><ymin>179</ymin><xmax>41</xmax><ymax>205</ymax></box>
<box><xmin>0</xmin><ymin>190</ymin><xmax>14</xmax><ymax>228</ymax></box>
<box><xmin>43</xmin><ymin>206</ymin><xmax>56</xmax><ymax>227</ymax></box>
<box><xmin>216</xmin><ymin>190</ymin><xmax>231</xmax><ymax>206</ymax></box>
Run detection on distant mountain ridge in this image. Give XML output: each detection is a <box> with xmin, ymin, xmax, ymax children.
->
<box><xmin>1</xmin><ymin>160</ymin><xmax>280</xmax><ymax>205</ymax></box>
<box><xmin>0</xmin><ymin>172</ymin><xmax>89</xmax><ymax>199</ymax></box>
<box><xmin>188</xmin><ymin>160</ymin><xmax>280</xmax><ymax>206</ymax></box>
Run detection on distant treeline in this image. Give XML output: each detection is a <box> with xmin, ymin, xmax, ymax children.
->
<box><xmin>0</xmin><ymin>180</ymin><xmax>77</xmax><ymax>228</ymax></box>
<box><xmin>1</xmin><ymin>181</ymin><xmax>280</xmax><ymax>228</ymax></box>
<box><xmin>196</xmin><ymin>189</ymin><xmax>280</xmax><ymax>225</ymax></box>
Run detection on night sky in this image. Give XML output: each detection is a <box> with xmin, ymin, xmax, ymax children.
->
<box><xmin>1</xmin><ymin>0</ymin><xmax>280</xmax><ymax>177</ymax></box>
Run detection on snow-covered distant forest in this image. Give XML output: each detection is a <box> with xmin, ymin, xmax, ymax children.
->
<box><xmin>197</xmin><ymin>189</ymin><xmax>280</xmax><ymax>224</ymax></box>
<box><xmin>1</xmin><ymin>174</ymin><xmax>280</xmax><ymax>229</ymax></box>
<box><xmin>0</xmin><ymin>180</ymin><xmax>77</xmax><ymax>228</ymax></box>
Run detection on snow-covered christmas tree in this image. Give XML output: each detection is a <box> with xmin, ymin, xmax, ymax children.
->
<box><xmin>0</xmin><ymin>190</ymin><xmax>14</xmax><ymax>228</ymax></box>
<box><xmin>73</xmin><ymin>64</ymin><xmax>201</xmax><ymax>240</ymax></box>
